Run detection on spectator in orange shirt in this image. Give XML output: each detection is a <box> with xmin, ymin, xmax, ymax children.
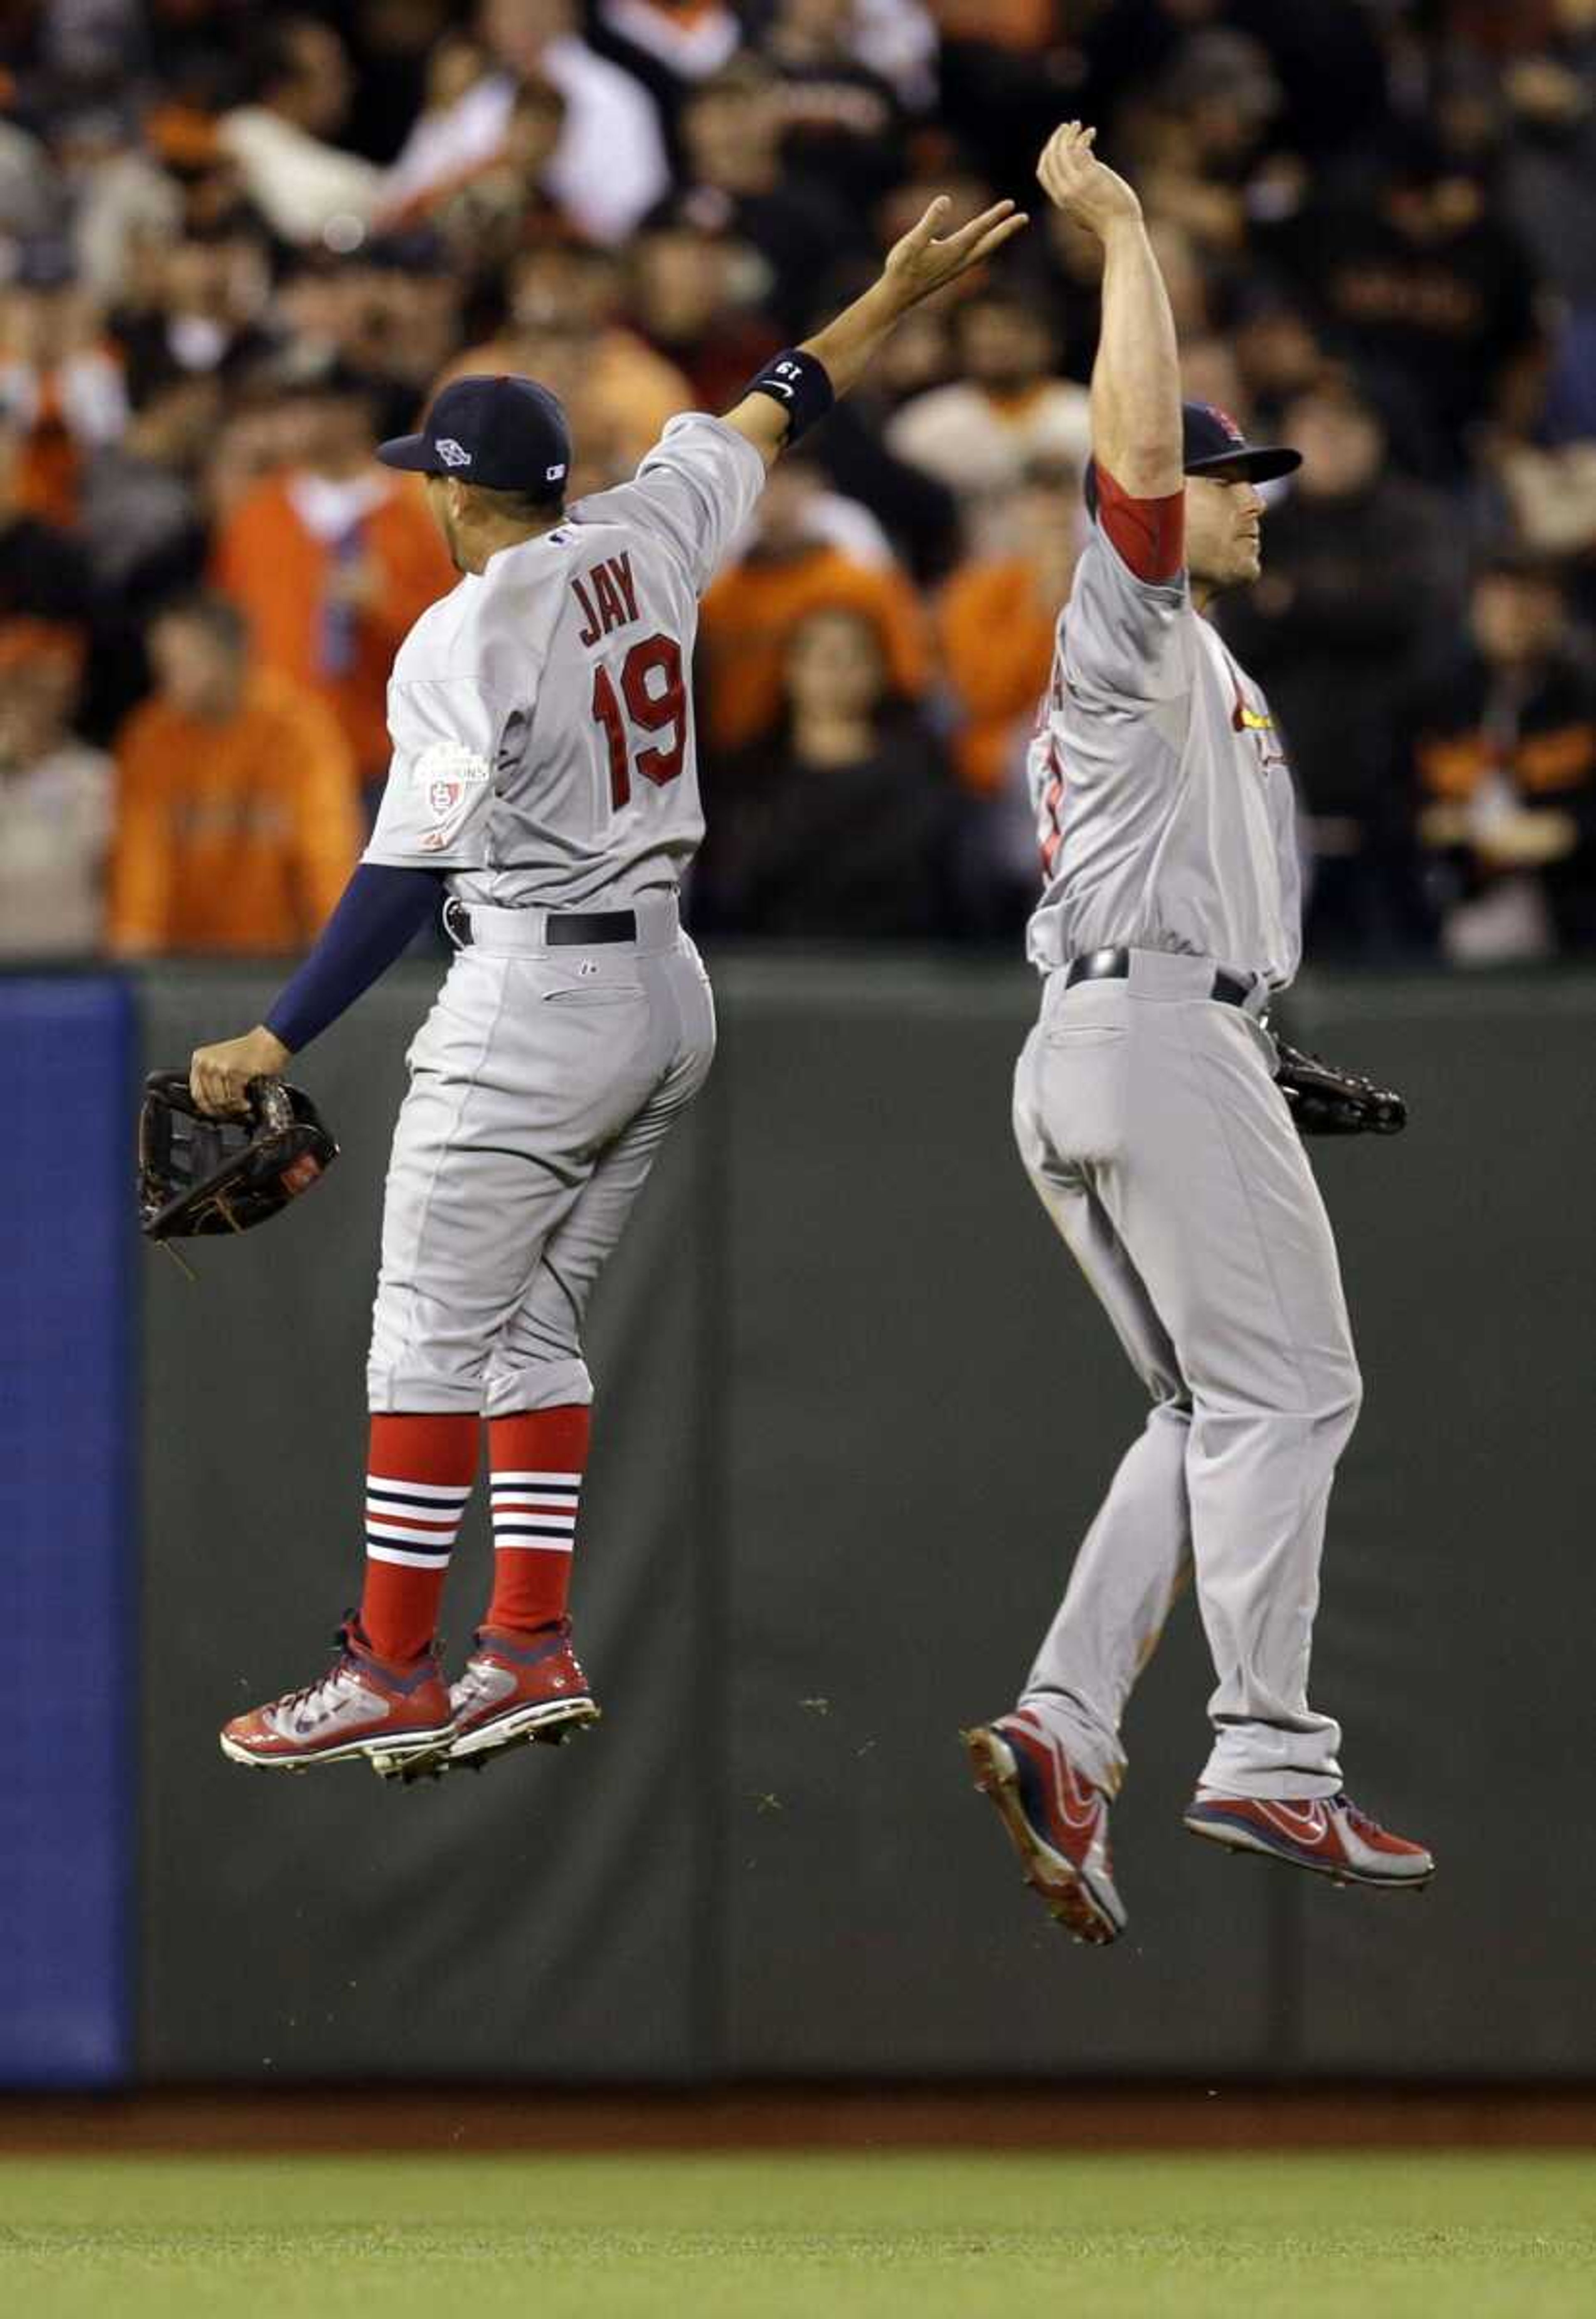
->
<box><xmin>211</xmin><ymin>368</ymin><xmax>455</xmax><ymax>799</ymax></box>
<box><xmin>698</xmin><ymin>455</ymin><xmax>928</xmax><ymax>758</ymax></box>
<box><xmin>938</xmin><ymin>460</ymin><xmax>1081</xmax><ymax>798</ymax></box>
<box><xmin>108</xmin><ymin>591</ymin><xmax>362</xmax><ymax>957</ymax></box>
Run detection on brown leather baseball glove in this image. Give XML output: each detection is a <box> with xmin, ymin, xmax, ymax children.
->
<box><xmin>138</xmin><ymin>1072</ymin><xmax>338</xmax><ymax>1240</ymax></box>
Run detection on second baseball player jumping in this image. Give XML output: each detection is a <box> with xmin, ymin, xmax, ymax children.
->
<box><xmin>964</xmin><ymin>125</ymin><xmax>1433</xmax><ymax>1943</ymax></box>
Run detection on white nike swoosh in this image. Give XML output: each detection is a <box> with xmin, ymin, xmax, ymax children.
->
<box><xmin>1263</xmin><ymin>1801</ymin><xmax>1327</xmax><ymax>1841</ymax></box>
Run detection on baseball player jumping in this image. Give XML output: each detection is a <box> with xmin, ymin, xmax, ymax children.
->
<box><xmin>187</xmin><ymin>192</ymin><xmax>1025</xmax><ymax>1780</ymax></box>
<box><xmin>963</xmin><ymin>126</ymin><xmax>1433</xmax><ymax>1943</ymax></box>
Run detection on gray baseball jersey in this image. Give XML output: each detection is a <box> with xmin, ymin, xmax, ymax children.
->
<box><xmin>1025</xmin><ymin>523</ymin><xmax>1303</xmax><ymax>986</ymax></box>
<box><xmin>364</xmin><ymin>413</ymin><xmax>767</xmax><ymax>907</ymax></box>
<box><xmin>363</xmin><ymin>413</ymin><xmax>765</xmax><ymax>1418</ymax></box>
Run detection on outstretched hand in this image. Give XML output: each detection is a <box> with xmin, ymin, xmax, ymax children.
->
<box><xmin>1036</xmin><ymin>122</ymin><xmax>1142</xmax><ymax>238</ymax></box>
<box><xmin>742</xmin><ymin>187</ymin><xmax>1029</xmax><ymax>454</ymax></box>
<box><xmin>882</xmin><ymin>195</ymin><xmax>1029</xmax><ymax>311</ymax></box>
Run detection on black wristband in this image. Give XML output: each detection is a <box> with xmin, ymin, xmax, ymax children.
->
<box><xmin>741</xmin><ymin>348</ymin><xmax>835</xmax><ymax>445</ymax></box>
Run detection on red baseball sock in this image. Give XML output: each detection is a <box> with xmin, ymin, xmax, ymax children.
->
<box><xmin>360</xmin><ymin>1412</ymin><xmax>479</xmax><ymax>1662</ymax></box>
<box><xmin>484</xmin><ymin>1406</ymin><xmax>590</xmax><ymax>1637</ymax></box>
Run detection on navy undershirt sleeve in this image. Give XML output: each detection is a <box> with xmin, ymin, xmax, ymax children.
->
<box><xmin>265</xmin><ymin>863</ymin><xmax>446</xmax><ymax>1054</ymax></box>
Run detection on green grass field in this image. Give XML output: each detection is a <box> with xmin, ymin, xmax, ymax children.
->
<box><xmin>3</xmin><ymin>2151</ymin><xmax>1592</xmax><ymax>2319</ymax></box>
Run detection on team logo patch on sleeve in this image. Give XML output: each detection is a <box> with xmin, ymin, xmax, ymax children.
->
<box><xmin>412</xmin><ymin>740</ymin><xmax>490</xmax><ymax>846</ymax></box>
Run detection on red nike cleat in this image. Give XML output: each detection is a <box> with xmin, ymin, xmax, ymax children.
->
<box><xmin>220</xmin><ymin>1620</ymin><xmax>455</xmax><ymax>1774</ymax></box>
<box><xmin>1183</xmin><ymin>1789</ymin><xmax>1434</xmax><ymax>1889</ymax></box>
<box><xmin>427</xmin><ymin>1620</ymin><xmax>601</xmax><ymax>1776</ymax></box>
<box><xmin>962</xmin><ymin>1710</ymin><xmax>1127</xmax><ymax>1947</ymax></box>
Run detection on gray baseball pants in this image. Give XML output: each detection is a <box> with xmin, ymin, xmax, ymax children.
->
<box><xmin>368</xmin><ymin>893</ymin><xmax>714</xmax><ymax>1416</ymax></box>
<box><xmin>1012</xmin><ymin>949</ymin><xmax>1355</xmax><ymax>1800</ymax></box>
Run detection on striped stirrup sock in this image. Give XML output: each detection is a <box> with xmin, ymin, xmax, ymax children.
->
<box><xmin>359</xmin><ymin>1412</ymin><xmax>478</xmax><ymax>1662</ymax></box>
<box><xmin>483</xmin><ymin>1405</ymin><xmax>591</xmax><ymax>1637</ymax></box>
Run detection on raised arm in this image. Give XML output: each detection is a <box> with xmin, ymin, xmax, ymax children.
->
<box><xmin>1036</xmin><ymin>122</ymin><xmax>1180</xmax><ymax>501</ymax></box>
<box><xmin>720</xmin><ymin>195</ymin><xmax>1029</xmax><ymax>468</ymax></box>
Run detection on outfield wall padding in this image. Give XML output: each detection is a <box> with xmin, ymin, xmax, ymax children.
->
<box><xmin>15</xmin><ymin>956</ymin><xmax>1593</xmax><ymax>2086</ymax></box>
<box><xmin>0</xmin><ymin>977</ymin><xmax>134</xmax><ymax>2086</ymax></box>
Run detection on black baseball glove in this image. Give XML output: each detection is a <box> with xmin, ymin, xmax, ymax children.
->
<box><xmin>138</xmin><ymin>1072</ymin><xmax>338</xmax><ymax>1240</ymax></box>
<box><xmin>1273</xmin><ymin>1040</ymin><xmax>1407</xmax><ymax>1138</ymax></box>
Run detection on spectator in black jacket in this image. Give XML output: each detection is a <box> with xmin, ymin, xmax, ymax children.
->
<box><xmin>761</xmin><ymin>0</ymin><xmax>911</xmax><ymax>214</ymax></box>
<box><xmin>1404</xmin><ymin>555</ymin><xmax>1596</xmax><ymax>963</ymax></box>
<box><xmin>1219</xmin><ymin>375</ymin><xmax>1461</xmax><ymax>955</ymax></box>
<box><xmin>1281</xmin><ymin>138</ymin><xmax>1543</xmax><ymax>480</ymax></box>
<box><xmin>697</xmin><ymin>604</ymin><xmax>956</xmax><ymax>939</ymax></box>
<box><xmin>666</xmin><ymin>58</ymin><xmax>857</xmax><ymax>335</ymax></box>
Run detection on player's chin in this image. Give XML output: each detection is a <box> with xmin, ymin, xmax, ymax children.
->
<box><xmin>1234</xmin><ymin>541</ymin><xmax>1263</xmax><ymax>584</ymax></box>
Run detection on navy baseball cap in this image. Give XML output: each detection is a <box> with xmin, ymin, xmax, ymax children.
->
<box><xmin>377</xmin><ymin>374</ymin><xmax>571</xmax><ymax>495</ymax></box>
<box><xmin>1084</xmin><ymin>400</ymin><xmax>1300</xmax><ymax>513</ymax></box>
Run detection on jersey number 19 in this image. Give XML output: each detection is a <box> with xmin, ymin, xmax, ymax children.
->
<box><xmin>591</xmin><ymin>634</ymin><xmax>687</xmax><ymax>811</ymax></box>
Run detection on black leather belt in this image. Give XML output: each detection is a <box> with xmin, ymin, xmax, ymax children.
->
<box><xmin>1063</xmin><ymin>946</ymin><xmax>1251</xmax><ymax>1007</ymax></box>
<box><xmin>445</xmin><ymin>901</ymin><xmax>637</xmax><ymax>948</ymax></box>
<box><xmin>546</xmin><ymin>910</ymin><xmax>637</xmax><ymax>946</ymax></box>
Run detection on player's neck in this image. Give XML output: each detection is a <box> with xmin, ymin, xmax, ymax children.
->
<box><xmin>463</xmin><ymin>510</ymin><xmax>566</xmax><ymax>575</ymax></box>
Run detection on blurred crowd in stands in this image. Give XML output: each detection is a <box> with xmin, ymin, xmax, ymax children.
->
<box><xmin>2</xmin><ymin>0</ymin><xmax>1596</xmax><ymax>966</ymax></box>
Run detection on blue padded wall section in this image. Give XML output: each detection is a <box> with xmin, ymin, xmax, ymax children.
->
<box><xmin>0</xmin><ymin>977</ymin><xmax>133</xmax><ymax>2084</ymax></box>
